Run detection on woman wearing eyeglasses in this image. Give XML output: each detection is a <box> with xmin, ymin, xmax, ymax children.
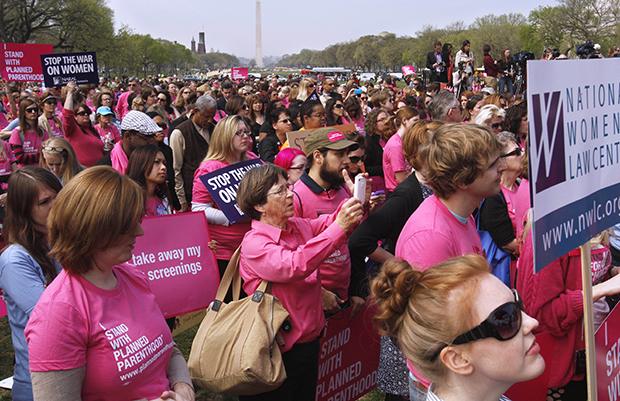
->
<box><xmin>224</xmin><ymin>95</ymin><xmax>249</xmax><ymax>118</ymax></box>
<box><xmin>62</xmin><ymin>81</ymin><xmax>104</xmax><ymax>167</ymax></box>
<box><xmin>40</xmin><ymin>137</ymin><xmax>85</xmax><ymax>186</ymax></box>
<box><xmin>192</xmin><ymin>115</ymin><xmax>259</xmax><ymax>279</ymax></box>
<box><xmin>236</xmin><ymin>163</ymin><xmax>363</xmax><ymax>401</ymax></box>
<box><xmin>37</xmin><ymin>92</ymin><xmax>63</xmax><ymax>139</ymax></box>
<box><xmin>372</xmin><ymin>254</ymin><xmax>545</xmax><ymax>401</ymax></box>
<box><xmin>10</xmin><ymin>97</ymin><xmax>49</xmax><ymax>168</ymax></box>
<box><xmin>259</xmin><ymin>107</ymin><xmax>292</xmax><ymax>163</ymax></box>
<box><xmin>474</xmin><ymin>104</ymin><xmax>505</xmax><ymax>135</ymax></box>
<box><xmin>274</xmin><ymin>147</ymin><xmax>306</xmax><ymax>185</ymax></box>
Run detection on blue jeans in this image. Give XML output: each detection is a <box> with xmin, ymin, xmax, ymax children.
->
<box><xmin>498</xmin><ymin>76</ymin><xmax>513</xmax><ymax>95</ymax></box>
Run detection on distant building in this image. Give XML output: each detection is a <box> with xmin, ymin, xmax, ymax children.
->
<box><xmin>191</xmin><ymin>37</ymin><xmax>196</xmax><ymax>53</ymax></box>
<box><xmin>198</xmin><ymin>32</ymin><xmax>206</xmax><ymax>54</ymax></box>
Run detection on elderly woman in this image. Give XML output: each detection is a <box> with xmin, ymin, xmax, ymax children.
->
<box><xmin>373</xmin><ymin>254</ymin><xmax>545</xmax><ymax>401</ymax></box>
<box><xmin>474</xmin><ymin>104</ymin><xmax>506</xmax><ymax>134</ymax></box>
<box><xmin>236</xmin><ymin>163</ymin><xmax>363</xmax><ymax>401</ymax></box>
<box><xmin>25</xmin><ymin>166</ymin><xmax>194</xmax><ymax>401</ymax></box>
<box><xmin>62</xmin><ymin>81</ymin><xmax>104</xmax><ymax>167</ymax></box>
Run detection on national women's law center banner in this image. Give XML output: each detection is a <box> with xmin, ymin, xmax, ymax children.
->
<box><xmin>527</xmin><ymin>59</ymin><xmax>620</xmax><ymax>272</ymax></box>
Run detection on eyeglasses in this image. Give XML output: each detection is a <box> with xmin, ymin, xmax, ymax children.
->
<box><xmin>451</xmin><ymin>105</ymin><xmax>463</xmax><ymax>111</ymax></box>
<box><xmin>307</xmin><ymin>83</ymin><xmax>316</xmax><ymax>88</ymax></box>
<box><xmin>333</xmin><ymin>104</ymin><xmax>344</xmax><ymax>109</ymax></box>
<box><xmin>453</xmin><ymin>289</ymin><xmax>523</xmax><ymax>345</ymax></box>
<box><xmin>44</xmin><ymin>100</ymin><xmax>58</xmax><ymax>106</ymax></box>
<box><xmin>289</xmin><ymin>164</ymin><xmax>307</xmax><ymax>171</ymax></box>
<box><xmin>235</xmin><ymin>130</ymin><xmax>251</xmax><ymax>137</ymax></box>
<box><xmin>501</xmin><ymin>147</ymin><xmax>523</xmax><ymax>158</ymax></box>
<box><xmin>25</xmin><ymin>107</ymin><xmax>39</xmax><ymax>114</ymax></box>
<box><xmin>134</xmin><ymin>132</ymin><xmax>154</xmax><ymax>141</ymax></box>
<box><xmin>348</xmin><ymin>155</ymin><xmax>366</xmax><ymax>164</ymax></box>
<box><xmin>278</xmin><ymin>118</ymin><xmax>292</xmax><ymax>124</ymax></box>
<box><xmin>360</xmin><ymin>97</ymin><xmax>368</xmax><ymax>101</ymax></box>
<box><xmin>325</xmin><ymin>83</ymin><xmax>335</xmax><ymax>86</ymax></box>
<box><xmin>267</xmin><ymin>183</ymin><xmax>293</xmax><ymax>197</ymax></box>
<box><xmin>76</xmin><ymin>111</ymin><xmax>90</xmax><ymax>116</ymax></box>
<box><xmin>490</xmin><ymin>121</ymin><xmax>504</xmax><ymax>130</ymax></box>
<box><xmin>43</xmin><ymin>146</ymin><xmax>65</xmax><ymax>153</ymax></box>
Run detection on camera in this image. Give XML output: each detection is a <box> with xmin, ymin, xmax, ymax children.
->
<box><xmin>576</xmin><ymin>41</ymin><xmax>596</xmax><ymax>59</ymax></box>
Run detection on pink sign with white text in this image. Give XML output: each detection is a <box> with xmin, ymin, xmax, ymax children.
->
<box><xmin>401</xmin><ymin>66</ymin><xmax>415</xmax><ymax>76</ymax></box>
<box><xmin>232</xmin><ymin>67</ymin><xmax>249</xmax><ymax>79</ymax></box>
<box><xmin>132</xmin><ymin>212</ymin><xmax>220</xmax><ymax>318</ymax></box>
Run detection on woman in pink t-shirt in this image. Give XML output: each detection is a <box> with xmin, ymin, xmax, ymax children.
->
<box><xmin>0</xmin><ymin>139</ymin><xmax>17</xmax><ymax>188</ymax></box>
<box><xmin>37</xmin><ymin>91</ymin><xmax>63</xmax><ymax>138</ymax></box>
<box><xmin>382</xmin><ymin>107</ymin><xmax>420</xmax><ymax>192</ymax></box>
<box><xmin>94</xmin><ymin>106</ymin><xmax>121</xmax><ymax>152</ymax></box>
<box><xmin>10</xmin><ymin>97</ymin><xmax>49</xmax><ymax>168</ymax></box>
<box><xmin>192</xmin><ymin>115</ymin><xmax>259</xmax><ymax>278</ymax></box>
<box><xmin>26</xmin><ymin>167</ymin><xmax>194</xmax><ymax>401</ymax></box>
<box><xmin>126</xmin><ymin>145</ymin><xmax>172</xmax><ymax>217</ymax></box>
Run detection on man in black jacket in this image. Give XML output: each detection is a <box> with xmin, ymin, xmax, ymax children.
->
<box><xmin>426</xmin><ymin>41</ymin><xmax>449</xmax><ymax>83</ymax></box>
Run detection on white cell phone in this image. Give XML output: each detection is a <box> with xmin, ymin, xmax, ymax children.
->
<box><xmin>354</xmin><ymin>175</ymin><xmax>366</xmax><ymax>202</ymax></box>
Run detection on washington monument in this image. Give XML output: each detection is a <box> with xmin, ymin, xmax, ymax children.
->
<box><xmin>255</xmin><ymin>0</ymin><xmax>263</xmax><ymax>67</ymax></box>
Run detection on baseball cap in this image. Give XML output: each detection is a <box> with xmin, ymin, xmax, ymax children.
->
<box><xmin>96</xmin><ymin>106</ymin><xmax>113</xmax><ymax>116</ymax></box>
<box><xmin>304</xmin><ymin>128</ymin><xmax>358</xmax><ymax>157</ymax></box>
<box><xmin>121</xmin><ymin>110</ymin><xmax>161</xmax><ymax>136</ymax></box>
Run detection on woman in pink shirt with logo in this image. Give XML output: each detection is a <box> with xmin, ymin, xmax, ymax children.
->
<box><xmin>10</xmin><ymin>97</ymin><xmax>49</xmax><ymax>167</ymax></box>
<box><xmin>26</xmin><ymin>167</ymin><xmax>194</xmax><ymax>401</ymax></box>
<box><xmin>236</xmin><ymin>164</ymin><xmax>363</xmax><ymax>401</ymax></box>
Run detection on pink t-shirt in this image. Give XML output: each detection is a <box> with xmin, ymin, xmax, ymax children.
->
<box><xmin>501</xmin><ymin>183</ymin><xmax>519</xmax><ymax>235</ymax></box>
<box><xmin>351</xmin><ymin>115</ymin><xmax>365</xmax><ymax>135</ymax></box>
<box><xmin>514</xmin><ymin>179</ymin><xmax>531</xmax><ymax>241</ymax></box>
<box><xmin>26</xmin><ymin>264</ymin><xmax>174</xmax><ymax>401</ymax></box>
<box><xmin>192</xmin><ymin>153</ymin><xmax>259</xmax><ymax>260</ymax></box>
<box><xmin>9</xmin><ymin>128</ymin><xmax>48</xmax><ymax>167</ymax></box>
<box><xmin>95</xmin><ymin>124</ymin><xmax>121</xmax><ymax>144</ymax></box>
<box><xmin>396</xmin><ymin>195</ymin><xmax>483</xmax><ymax>386</ymax></box>
<box><xmin>382</xmin><ymin>134</ymin><xmax>411</xmax><ymax>191</ymax></box>
<box><xmin>0</xmin><ymin>141</ymin><xmax>16</xmax><ymax>176</ymax></box>
<box><xmin>293</xmin><ymin>177</ymin><xmax>352</xmax><ymax>300</ymax></box>
<box><xmin>116</xmin><ymin>91</ymin><xmax>133</xmax><ymax>120</ymax></box>
<box><xmin>47</xmin><ymin>117</ymin><xmax>63</xmax><ymax>137</ymax></box>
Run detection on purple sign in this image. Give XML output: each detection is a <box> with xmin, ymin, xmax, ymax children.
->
<box><xmin>198</xmin><ymin>159</ymin><xmax>263</xmax><ymax>224</ymax></box>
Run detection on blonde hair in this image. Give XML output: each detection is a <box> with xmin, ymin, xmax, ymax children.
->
<box><xmin>203</xmin><ymin>115</ymin><xmax>250</xmax><ymax>164</ymax></box>
<box><xmin>297</xmin><ymin>78</ymin><xmax>316</xmax><ymax>102</ymax></box>
<box><xmin>40</xmin><ymin>137</ymin><xmax>85</xmax><ymax>185</ymax></box>
<box><xmin>48</xmin><ymin>166</ymin><xmax>144</xmax><ymax>275</ymax></box>
<box><xmin>371</xmin><ymin>255</ymin><xmax>490</xmax><ymax>385</ymax></box>
<box><xmin>418</xmin><ymin>123</ymin><xmax>502</xmax><ymax>199</ymax></box>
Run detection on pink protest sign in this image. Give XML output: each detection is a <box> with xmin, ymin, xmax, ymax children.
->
<box><xmin>232</xmin><ymin>67</ymin><xmax>249</xmax><ymax>79</ymax></box>
<box><xmin>1</xmin><ymin>43</ymin><xmax>53</xmax><ymax>81</ymax></box>
<box><xmin>402</xmin><ymin>65</ymin><xmax>415</xmax><ymax>76</ymax></box>
<box><xmin>596</xmin><ymin>303</ymin><xmax>620</xmax><ymax>401</ymax></box>
<box><xmin>315</xmin><ymin>303</ymin><xmax>380</xmax><ymax>401</ymax></box>
<box><xmin>132</xmin><ymin>212</ymin><xmax>220</xmax><ymax>318</ymax></box>
<box><xmin>0</xmin><ymin>290</ymin><xmax>6</xmax><ymax>318</ymax></box>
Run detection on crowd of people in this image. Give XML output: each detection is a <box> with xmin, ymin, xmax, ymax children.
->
<box><xmin>0</xmin><ymin>40</ymin><xmax>617</xmax><ymax>401</ymax></box>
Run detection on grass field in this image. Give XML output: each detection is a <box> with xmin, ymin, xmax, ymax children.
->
<box><xmin>0</xmin><ymin>317</ymin><xmax>385</xmax><ymax>401</ymax></box>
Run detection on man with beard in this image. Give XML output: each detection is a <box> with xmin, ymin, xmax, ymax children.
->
<box><xmin>292</xmin><ymin>128</ymin><xmax>366</xmax><ymax>320</ymax></box>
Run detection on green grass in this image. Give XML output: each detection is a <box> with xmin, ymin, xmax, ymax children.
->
<box><xmin>0</xmin><ymin>317</ymin><xmax>384</xmax><ymax>401</ymax></box>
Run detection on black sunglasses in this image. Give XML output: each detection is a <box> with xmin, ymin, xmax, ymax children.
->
<box><xmin>490</xmin><ymin>121</ymin><xmax>504</xmax><ymax>130</ymax></box>
<box><xmin>76</xmin><ymin>110</ymin><xmax>90</xmax><ymax>116</ymax></box>
<box><xmin>278</xmin><ymin>118</ymin><xmax>292</xmax><ymax>124</ymax></box>
<box><xmin>25</xmin><ymin>107</ymin><xmax>39</xmax><ymax>114</ymax></box>
<box><xmin>501</xmin><ymin>147</ymin><xmax>523</xmax><ymax>158</ymax></box>
<box><xmin>453</xmin><ymin>289</ymin><xmax>523</xmax><ymax>345</ymax></box>
<box><xmin>349</xmin><ymin>155</ymin><xmax>366</xmax><ymax>164</ymax></box>
<box><xmin>333</xmin><ymin>104</ymin><xmax>344</xmax><ymax>109</ymax></box>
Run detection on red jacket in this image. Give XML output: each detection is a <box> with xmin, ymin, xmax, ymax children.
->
<box><xmin>517</xmin><ymin>232</ymin><xmax>584</xmax><ymax>388</ymax></box>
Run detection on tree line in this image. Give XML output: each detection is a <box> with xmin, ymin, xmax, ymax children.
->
<box><xmin>0</xmin><ymin>0</ymin><xmax>239</xmax><ymax>77</ymax></box>
<box><xmin>279</xmin><ymin>0</ymin><xmax>620</xmax><ymax>70</ymax></box>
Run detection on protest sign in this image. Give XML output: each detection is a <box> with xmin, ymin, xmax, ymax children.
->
<box><xmin>0</xmin><ymin>43</ymin><xmax>52</xmax><ymax>82</ymax></box>
<box><xmin>527</xmin><ymin>59</ymin><xmax>620</xmax><ymax>272</ymax></box>
<box><xmin>171</xmin><ymin>309</ymin><xmax>207</xmax><ymax>337</ymax></box>
<box><xmin>132</xmin><ymin>212</ymin><xmax>219</xmax><ymax>318</ymax></box>
<box><xmin>0</xmin><ymin>291</ymin><xmax>6</xmax><ymax>318</ymax></box>
<box><xmin>287</xmin><ymin>124</ymin><xmax>356</xmax><ymax>153</ymax></box>
<box><xmin>231</xmin><ymin>67</ymin><xmax>249</xmax><ymax>79</ymax></box>
<box><xmin>41</xmin><ymin>51</ymin><xmax>98</xmax><ymax>87</ymax></box>
<box><xmin>596</xmin><ymin>303</ymin><xmax>620</xmax><ymax>401</ymax></box>
<box><xmin>198</xmin><ymin>159</ymin><xmax>263</xmax><ymax>224</ymax></box>
<box><xmin>402</xmin><ymin>65</ymin><xmax>415</xmax><ymax>76</ymax></box>
<box><xmin>315</xmin><ymin>303</ymin><xmax>380</xmax><ymax>401</ymax></box>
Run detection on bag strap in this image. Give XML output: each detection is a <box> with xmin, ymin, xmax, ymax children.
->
<box><xmin>214</xmin><ymin>246</ymin><xmax>242</xmax><ymax>303</ymax></box>
<box><xmin>233</xmin><ymin>279</ymin><xmax>271</xmax><ymax>371</ymax></box>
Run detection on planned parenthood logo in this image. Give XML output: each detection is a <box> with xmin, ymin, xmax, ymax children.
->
<box><xmin>531</xmin><ymin>92</ymin><xmax>566</xmax><ymax>193</ymax></box>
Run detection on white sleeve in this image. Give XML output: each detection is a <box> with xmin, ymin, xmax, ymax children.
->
<box><xmin>192</xmin><ymin>202</ymin><xmax>230</xmax><ymax>226</ymax></box>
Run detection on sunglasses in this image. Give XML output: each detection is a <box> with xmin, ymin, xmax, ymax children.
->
<box><xmin>44</xmin><ymin>100</ymin><xmax>58</xmax><ymax>106</ymax></box>
<box><xmin>360</xmin><ymin>97</ymin><xmax>368</xmax><ymax>101</ymax></box>
<box><xmin>278</xmin><ymin>118</ymin><xmax>292</xmax><ymax>124</ymax></box>
<box><xmin>501</xmin><ymin>147</ymin><xmax>523</xmax><ymax>158</ymax></box>
<box><xmin>348</xmin><ymin>155</ymin><xmax>366</xmax><ymax>164</ymax></box>
<box><xmin>308</xmin><ymin>83</ymin><xmax>316</xmax><ymax>88</ymax></box>
<box><xmin>43</xmin><ymin>146</ymin><xmax>65</xmax><ymax>153</ymax></box>
<box><xmin>25</xmin><ymin>107</ymin><xmax>39</xmax><ymax>114</ymax></box>
<box><xmin>241</xmin><ymin>104</ymin><xmax>249</xmax><ymax>110</ymax></box>
<box><xmin>157</xmin><ymin>97</ymin><xmax>167</xmax><ymax>102</ymax></box>
<box><xmin>333</xmin><ymin>104</ymin><xmax>344</xmax><ymax>109</ymax></box>
<box><xmin>453</xmin><ymin>289</ymin><xmax>523</xmax><ymax>345</ymax></box>
<box><xmin>490</xmin><ymin>121</ymin><xmax>504</xmax><ymax>130</ymax></box>
<box><xmin>76</xmin><ymin>111</ymin><xmax>90</xmax><ymax>116</ymax></box>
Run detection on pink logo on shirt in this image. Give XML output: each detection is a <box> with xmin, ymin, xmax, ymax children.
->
<box><xmin>327</xmin><ymin>131</ymin><xmax>344</xmax><ymax>142</ymax></box>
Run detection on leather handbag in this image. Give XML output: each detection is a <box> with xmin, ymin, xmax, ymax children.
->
<box><xmin>188</xmin><ymin>246</ymin><xmax>289</xmax><ymax>395</ymax></box>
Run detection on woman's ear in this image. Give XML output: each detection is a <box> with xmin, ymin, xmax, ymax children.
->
<box><xmin>254</xmin><ymin>204</ymin><xmax>265</xmax><ymax>214</ymax></box>
<box><xmin>440</xmin><ymin>347</ymin><xmax>474</xmax><ymax>376</ymax></box>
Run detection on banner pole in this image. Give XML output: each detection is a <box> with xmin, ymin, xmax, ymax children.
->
<box><xmin>581</xmin><ymin>241</ymin><xmax>597</xmax><ymax>401</ymax></box>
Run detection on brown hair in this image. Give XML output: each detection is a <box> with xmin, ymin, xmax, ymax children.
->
<box><xmin>49</xmin><ymin>166</ymin><xmax>144</xmax><ymax>275</ymax></box>
<box><xmin>371</xmin><ymin>254</ymin><xmax>490</xmax><ymax>385</ymax></box>
<box><xmin>18</xmin><ymin>97</ymin><xmax>43</xmax><ymax>135</ymax></box>
<box><xmin>383</xmin><ymin>106</ymin><xmax>419</xmax><ymax>141</ymax></box>
<box><xmin>4</xmin><ymin>166</ymin><xmax>63</xmax><ymax>284</ymax></box>
<box><xmin>402</xmin><ymin>121</ymin><xmax>443</xmax><ymax>170</ymax></box>
<box><xmin>237</xmin><ymin>164</ymin><xmax>288</xmax><ymax>221</ymax></box>
<box><xmin>417</xmin><ymin>123</ymin><xmax>502</xmax><ymax>199</ymax></box>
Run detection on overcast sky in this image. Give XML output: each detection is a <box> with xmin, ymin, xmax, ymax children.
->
<box><xmin>106</xmin><ymin>0</ymin><xmax>557</xmax><ymax>59</ymax></box>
